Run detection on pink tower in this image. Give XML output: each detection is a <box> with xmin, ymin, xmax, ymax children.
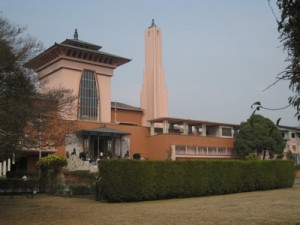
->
<box><xmin>141</xmin><ymin>19</ymin><xmax>169</xmax><ymax>126</ymax></box>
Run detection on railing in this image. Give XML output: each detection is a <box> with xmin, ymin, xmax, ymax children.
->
<box><xmin>174</xmin><ymin>145</ymin><xmax>236</xmax><ymax>156</ymax></box>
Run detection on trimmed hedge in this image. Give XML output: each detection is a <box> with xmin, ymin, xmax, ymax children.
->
<box><xmin>96</xmin><ymin>160</ymin><xmax>295</xmax><ymax>202</ymax></box>
<box><xmin>0</xmin><ymin>178</ymin><xmax>39</xmax><ymax>194</ymax></box>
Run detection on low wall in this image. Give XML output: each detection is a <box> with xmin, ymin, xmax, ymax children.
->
<box><xmin>296</xmin><ymin>169</ymin><xmax>300</xmax><ymax>178</ymax></box>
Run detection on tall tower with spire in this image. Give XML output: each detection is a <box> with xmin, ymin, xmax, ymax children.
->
<box><xmin>141</xmin><ymin>19</ymin><xmax>168</xmax><ymax>126</ymax></box>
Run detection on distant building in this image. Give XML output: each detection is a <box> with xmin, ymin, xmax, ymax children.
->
<box><xmin>278</xmin><ymin>125</ymin><xmax>300</xmax><ymax>165</ymax></box>
<box><xmin>1</xmin><ymin>22</ymin><xmax>245</xmax><ymax>175</ymax></box>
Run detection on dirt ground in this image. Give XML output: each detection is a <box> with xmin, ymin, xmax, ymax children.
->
<box><xmin>1</xmin><ymin>185</ymin><xmax>300</xmax><ymax>225</ymax></box>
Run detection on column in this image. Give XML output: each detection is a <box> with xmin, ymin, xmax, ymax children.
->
<box><xmin>202</xmin><ymin>124</ymin><xmax>207</xmax><ymax>136</ymax></box>
<box><xmin>171</xmin><ymin>145</ymin><xmax>176</xmax><ymax>160</ymax></box>
<box><xmin>163</xmin><ymin>120</ymin><xmax>169</xmax><ymax>134</ymax></box>
<box><xmin>183</xmin><ymin>123</ymin><xmax>188</xmax><ymax>135</ymax></box>
<box><xmin>150</xmin><ymin>123</ymin><xmax>155</xmax><ymax>136</ymax></box>
<box><xmin>7</xmin><ymin>158</ymin><xmax>11</xmax><ymax>172</ymax></box>
<box><xmin>3</xmin><ymin>160</ymin><xmax>6</xmax><ymax>177</ymax></box>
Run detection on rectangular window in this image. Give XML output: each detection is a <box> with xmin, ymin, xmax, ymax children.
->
<box><xmin>221</xmin><ymin>127</ymin><xmax>232</xmax><ymax>137</ymax></box>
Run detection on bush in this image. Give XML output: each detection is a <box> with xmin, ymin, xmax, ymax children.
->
<box><xmin>0</xmin><ymin>178</ymin><xmax>39</xmax><ymax>194</ymax></box>
<box><xmin>97</xmin><ymin>159</ymin><xmax>294</xmax><ymax>202</ymax></box>
<box><xmin>37</xmin><ymin>155</ymin><xmax>67</xmax><ymax>194</ymax></box>
<box><xmin>63</xmin><ymin>171</ymin><xmax>98</xmax><ymax>188</ymax></box>
<box><xmin>69</xmin><ymin>184</ymin><xmax>95</xmax><ymax>195</ymax></box>
<box><xmin>6</xmin><ymin>171</ymin><xmax>39</xmax><ymax>179</ymax></box>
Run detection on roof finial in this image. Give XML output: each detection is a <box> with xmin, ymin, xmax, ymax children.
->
<box><xmin>149</xmin><ymin>19</ymin><xmax>156</xmax><ymax>28</ymax></box>
<box><xmin>74</xmin><ymin>29</ymin><xmax>78</xmax><ymax>40</ymax></box>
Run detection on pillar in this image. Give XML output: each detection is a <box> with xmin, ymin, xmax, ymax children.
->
<box><xmin>163</xmin><ymin>120</ymin><xmax>169</xmax><ymax>134</ymax></box>
<box><xmin>7</xmin><ymin>158</ymin><xmax>11</xmax><ymax>172</ymax></box>
<box><xmin>150</xmin><ymin>123</ymin><xmax>155</xmax><ymax>136</ymax></box>
<box><xmin>202</xmin><ymin>124</ymin><xmax>207</xmax><ymax>136</ymax></box>
<box><xmin>3</xmin><ymin>160</ymin><xmax>6</xmax><ymax>177</ymax></box>
<box><xmin>183</xmin><ymin>123</ymin><xmax>188</xmax><ymax>135</ymax></box>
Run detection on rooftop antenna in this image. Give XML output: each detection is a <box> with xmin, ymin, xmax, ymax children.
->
<box><xmin>149</xmin><ymin>19</ymin><xmax>156</xmax><ymax>28</ymax></box>
<box><xmin>74</xmin><ymin>28</ymin><xmax>78</xmax><ymax>40</ymax></box>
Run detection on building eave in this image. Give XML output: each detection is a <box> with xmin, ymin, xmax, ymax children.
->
<box><xmin>148</xmin><ymin>117</ymin><xmax>240</xmax><ymax>128</ymax></box>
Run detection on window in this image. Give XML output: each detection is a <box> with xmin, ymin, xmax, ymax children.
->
<box><xmin>218</xmin><ymin>148</ymin><xmax>226</xmax><ymax>155</ymax></box>
<box><xmin>78</xmin><ymin>70</ymin><xmax>98</xmax><ymax>121</ymax></box>
<box><xmin>208</xmin><ymin>147</ymin><xmax>216</xmax><ymax>155</ymax></box>
<box><xmin>221</xmin><ymin>127</ymin><xmax>232</xmax><ymax>137</ymax></box>
<box><xmin>291</xmin><ymin>133</ymin><xmax>296</xmax><ymax>139</ymax></box>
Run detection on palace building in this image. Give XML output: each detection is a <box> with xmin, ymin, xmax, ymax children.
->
<box><xmin>1</xmin><ymin>21</ymin><xmax>242</xmax><ymax>174</ymax></box>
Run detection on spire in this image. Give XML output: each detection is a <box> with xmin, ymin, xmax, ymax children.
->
<box><xmin>149</xmin><ymin>19</ymin><xmax>156</xmax><ymax>28</ymax></box>
<box><xmin>73</xmin><ymin>29</ymin><xmax>78</xmax><ymax>40</ymax></box>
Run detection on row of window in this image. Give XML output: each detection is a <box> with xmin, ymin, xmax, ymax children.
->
<box><xmin>282</xmin><ymin>132</ymin><xmax>300</xmax><ymax>139</ymax></box>
<box><xmin>175</xmin><ymin>145</ymin><xmax>235</xmax><ymax>156</ymax></box>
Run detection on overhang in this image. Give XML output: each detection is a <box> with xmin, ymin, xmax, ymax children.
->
<box><xmin>148</xmin><ymin>117</ymin><xmax>240</xmax><ymax>128</ymax></box>
<box><xmin>77</xmin><ymin>127</ymin><xmax>130</xmax><ymax>137</ymax></box>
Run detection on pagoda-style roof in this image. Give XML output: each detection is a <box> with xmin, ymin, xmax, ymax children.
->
<box><xmin>62</xmin><ymin>38</ymin><xmax>102</xmax><ymax>51</ymax></box>
<box><xmin>25</xmin><ymin>34</ymin><xmax>131</xmax><ymax>71</ymax></box>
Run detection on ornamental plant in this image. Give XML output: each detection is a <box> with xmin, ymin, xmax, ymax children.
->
<box><xmin>37</xmin><ymin>154</ymin><xmax>67</xmax><ymax>171</ymax></box>
<box><xmin>36</xmin><ymin>154</ymin><xmax>67</xmax><ymax>193</ymax></box>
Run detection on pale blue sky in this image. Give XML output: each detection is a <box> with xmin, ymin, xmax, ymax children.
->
<box><xmin>1</xmin><ymin>0</ymin><xmax>298</xmax><ymax>126</ymax></box>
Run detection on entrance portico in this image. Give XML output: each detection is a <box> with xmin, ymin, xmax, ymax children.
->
<box><xmin>77</xmin><ymin>127</ymin><xmax>130</xmax><ymax>160</ymax></box>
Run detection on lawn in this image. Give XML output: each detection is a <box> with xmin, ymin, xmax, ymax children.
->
<box><xmin>1</xmin><ymin>185</ymin><xmax>300</xmax><ymax>225</ymax></box>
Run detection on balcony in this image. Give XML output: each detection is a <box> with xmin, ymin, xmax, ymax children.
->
<box><xmin>149</xmin><ymin>117</ymin><xmax>239</xmax><ymax>138</ymax></box>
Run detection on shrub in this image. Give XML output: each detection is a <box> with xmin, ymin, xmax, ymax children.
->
<box><xmin>69</xmin><ymin>184</ymin><xmax>95</xmax><ymax>195</ymax></box>
<box><xmin>36</xmin><ymin>155</ymin><xmax>67</xmax><ymax>171</ymax></box>
<box><xmin>0</xmin><ymin>178</ymin><xmax>39</xmax><ymax>193</ymax></box>
<box><xmin>97</xmin><ymin>159</ymin><xmax>294</xmax><ymax>202</ymax></box>
<box><xmin>37</xmin><ymin>155</ymin><xmax>67</xmax><ymax>194</ymax></box>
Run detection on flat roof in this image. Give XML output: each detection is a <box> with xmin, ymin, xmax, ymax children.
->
<box><xmin>111</xmin><ymin>102</ymin><xmax>143</xmax><ymax>111</ymax></box>
<box><xmin>148</xmin><ymin>117</ymin><xmax>240</xmax><ymax>128</ymax></box>
<box><xmin>77</xmin><ymin>127</ymin><xmax>130</xmax><ymax>137</ymax></box>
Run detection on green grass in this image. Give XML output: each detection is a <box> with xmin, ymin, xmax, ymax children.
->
<box><xmin>1</xmin><ymin>185</ymin><xmax>300</xmax><ymax>225</ymax></box>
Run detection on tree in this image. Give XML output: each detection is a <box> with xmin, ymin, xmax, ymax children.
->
<box><xmin>0</xmin><ymin>15</ymin><xmax>43</xmax><ymax>160</ymax></box>
<box><xmin>36</xmin><ymin>154</ymin><xmax>67</xmax><ymax>193</ymax></box>
<box><xmin>0</xmin><ymin>15</ymin><xmax>77</xmax><ymax>163</ymax></box>
<box><xmin>261</xmin><ymin>1</ymin><xmax>300</xmax><ymax>119</ymax></box>
<box><xmin>276</xmin><ymin>0</ymin><xmax>300</xmax><ymax>118</ymax></box>
<box><xmin>234</xmin><ymin>114</ymin><xmax>285</xmax><ymax>159</ymax></box>
<box><xmin>22</xmin><ymin>87</ymin><xmax>78</xmax><ymax>154</ymax></box>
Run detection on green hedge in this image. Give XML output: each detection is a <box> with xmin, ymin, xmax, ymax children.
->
<box><xmin>0</xmin><ymin>178</ymin><xmax>39</xmax><ymax>194</ymax></box>
<box><xmin>69</xmin><ymin>184</ymin><xmax>96</xmax><ymax>195</ymax></box>
<box><xmin>96</xmin><ymin>160</ymin><xmax>295</xmax><ymax>202</ymax></box>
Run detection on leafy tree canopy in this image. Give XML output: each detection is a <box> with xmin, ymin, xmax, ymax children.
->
<box><xmin>0</xmin><ymin>15</ymin><xmax>42</xmax><ymax>160</ymax></box>
<box><xmin>234</xmin><ymin>114</ymin><xmax>285</xmax><ymax>159</ymax></box>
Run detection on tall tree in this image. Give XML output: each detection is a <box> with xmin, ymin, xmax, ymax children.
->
<box><xmin>0</xmin><ymin>15</ymin><xmax>42</xmax><ymax>160</ymax></box>
<box><xmin>0</xmin><ymin>15</ymin><xmax>78</xmax><ymax>162</ymax></box>
<box><xmin>23</xmin><ymin>87</ymin><xmax>77</xmax><ymax>154</ymax></box>
<box><xmin>254</xmin><ymin>1</ymin><xmax>300</xmax><ymax>119</ymax></box>
<box><xmin>266</xmin><ymin>0</ymin><xmax>300</xmax><ymax>118</ymax></box>
<box><xmin>234</xmin><ymin>114</ymin><xmax>285</xmax><ymax>159</ymax></box>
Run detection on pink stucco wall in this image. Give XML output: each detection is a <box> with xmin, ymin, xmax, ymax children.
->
<box><xmin>38</xmin><ymin>59</ymin><xmax>114</xmax><ymax>122</ymax></box>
